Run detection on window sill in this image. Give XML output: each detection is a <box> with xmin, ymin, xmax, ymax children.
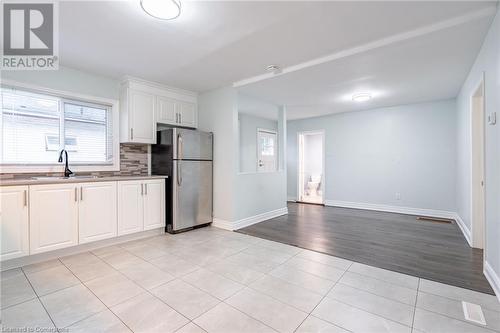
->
<box><xmin>0</xmin><ymin>163</ymin><xmax>120</xmax><ymax>174</ymax></box>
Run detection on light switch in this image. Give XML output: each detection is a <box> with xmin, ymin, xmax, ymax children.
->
<box><xmin>488</xmin><ymin>112</ymin><xmax>496</xmax><ymax>125</ymax></box>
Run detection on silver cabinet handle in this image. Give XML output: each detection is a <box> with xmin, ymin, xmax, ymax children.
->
<box><xmin>80</xmin><ymin>187</ymin><xmax>83</xmax><ymax>201</ymax></box>
<box><xmin>145</xmin><ymin>183</ymin><xmax>148</xmax><ymax>195</ymax></box>
<box><xmin>74</xmin><ymin>187</ymin><xmax>78</xmax><ymax>202</ymax></box>
<box><xmin>23</xmin><ymin>190</ymin><xmax>27</xmax><ymax>207</ymax></box>
<box><xmin>141</xmin><ymin>183</ymin><xmax>144</xmax><ymax>195</ymax></box>
<box><xmin>179</xmin><ymin>113</ymin><xmax>182</xmax><ymax>124</ymax></box>
<box><xmin>131</xmin><ymin>128</ymin><xmax>134</xmax><ymax>140</ymax></box>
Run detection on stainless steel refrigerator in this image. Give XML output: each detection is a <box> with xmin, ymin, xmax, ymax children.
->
<box><xmin>151</xmin><ymin>128</ymin><xmax>213</xmax><ymax>233</ymax></box>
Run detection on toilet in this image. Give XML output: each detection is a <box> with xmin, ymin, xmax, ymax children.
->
<box><xmin>306</xmin><ymin>174</ymin><xmax>322</xmax><ymax>196</ymax></box>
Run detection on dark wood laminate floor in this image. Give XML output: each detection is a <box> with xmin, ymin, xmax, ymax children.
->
<box><xmin>237</xmin><ymin>202</ymin><xmax>494</xmax><ymax>294</ymax></box>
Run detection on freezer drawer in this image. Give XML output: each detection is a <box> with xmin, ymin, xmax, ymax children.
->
<box><xmin>172</xmin><ymin>160</ymin><xmax>213</xmax><ymax>231</ymax></box>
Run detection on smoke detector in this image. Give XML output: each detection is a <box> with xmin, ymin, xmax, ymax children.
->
<box><xmin>266</xmin><ymin>65</ymin><xmax>282</xmax><ymax>74</ymax></box>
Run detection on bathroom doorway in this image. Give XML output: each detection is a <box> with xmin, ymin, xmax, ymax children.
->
<box><xmin>297</xmin><ymin>130</ymin><xmax>325</xmax><ymax>205</ymax></box>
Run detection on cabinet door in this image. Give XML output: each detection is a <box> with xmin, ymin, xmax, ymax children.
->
<box><xmin>79</xmin><ymin>182</ymin><xmax>117</xmax><ymax>244</ymax></box>
<box><xmin>143</xmin><ymin>179</ymin><xmax>165</xmax><ymax>230</ymax></box>
<box><xmin>0</xmin><ymin>186</ymin><xmax>29</xmax><ymax>261</ymax></box>
<box><xmin>117</xmin><ymin>181</ymin><xmax>144</xmax><ymax>235</ymax></box>
<box><xmin>30</xmin><ymin>184</ymin><xmax>79</xmax><ymax>254</ymax></box>
<box><xmin>130</xmin><ymin>89</ymin><xmax>156</xmax><ymax>143</ymax></box>
<box><xmin>178</xmin><ymin>101</ymin><xmax>197</xmax><ymax>128</ymax></box>
<box><xmin>156</xmin><ymin>96</ymin><xmax>177</xmax><ymax>125</ymax></box>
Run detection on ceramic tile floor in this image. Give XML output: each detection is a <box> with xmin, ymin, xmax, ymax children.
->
<box><xmin>1</xmin><ymin>226</ymin><xmax>499</xmax><ymax>333</ymax></box>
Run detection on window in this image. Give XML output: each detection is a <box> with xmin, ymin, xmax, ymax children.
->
<box><xmin>1</xmin><ymin>85</ymin><xmax>117</xmax><ymax>171</ymax></box>
<box><xmin>257</xmin><ymin>128</ymin><xmax>278</xmax><ymax>172</ymax></box>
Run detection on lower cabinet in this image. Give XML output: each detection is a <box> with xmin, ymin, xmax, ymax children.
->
<box><xmin>0</xmin><ymin>186</ymin><xmax>29</xmax><ymax>261</ymax></box>
<box><xmin>79</xmin><ymin>182</ymin><xmax>117</xmax><ymax>244</ymax></box>
<box><xmin>117</xmin><ymin>180</ymin><xmax>144</xmax><ymax>235</ymax></box>
<box><xmin>30</xmin><ymin>183</ymin><xmax>79</xmax><ymax>254</ymax></box>
<box><xmin>1</xmin><ymin>178</ymin><xmax>165</xmax><ymax>260</ymax></box>
<box><xmin>143</xmin><ymin>179</ymin><xmax>165</xmax><ymax>230</ymax></box>
<box><xmin>118</xmin><ymin>179</ymin><xmax>165</xmax><ymax>235</ymax></box>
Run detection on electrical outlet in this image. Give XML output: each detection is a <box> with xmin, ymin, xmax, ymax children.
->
<box><xmin>396</xmin><ymin>192</ymin><xmax>401</xmax><ymax>200</ymax></box>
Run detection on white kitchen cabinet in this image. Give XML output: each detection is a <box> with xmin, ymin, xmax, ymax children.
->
<box><xmin>117</xmin><ymin>180</ymin><xmax>144</xmax><ymax>235</ymax></box>
<box><xmin>78</xmin><ymin>182</ymin><xmax>117</xmax><ymax>244</ymax></box>
<box><xmin>156</xmin><ymin>96</ymin><xmax>177</xmax><ymax>124</ymax></box>
<box><xmin>177</xmin><ymin>101</ymin><xmax>197</xmax><ymax>128</ymax></box>
<box><xmin>0</xmin><ymin>186</ymin><xmax>29</xmax><ymax>260</ymax></box>
<box><xmin>118</xmin><ymin>179</ymin><xmax>165</xmax><ymax>235</ymax></box>
<box><xmin>30</xmin><ymin>183</ymin><xmax>79</xmax><ymax>254</ymax></box>
<box><xmin>156</xmin><ymin>97</ymin><xmax>197</xmax><ymax>128</ymax></box>
<box><xmin>143</xmin><ymin>179</ymin><xmax>165</xmax><ymax>230</ymax></box>
<box><xmin>120</xmin><ymin>87</ymin><xmax>157</xmax><ymax>144</ymax></box>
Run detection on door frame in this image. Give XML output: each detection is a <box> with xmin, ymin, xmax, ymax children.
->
<box><xmin>470</xmin><ymin>73</ymin><xmax>486</xmax><ymax>250</ymax></box>
<box><xmin>296</xmin><ymin>130</ymin><xmax>325</xmax><ymax>204</ymax></box>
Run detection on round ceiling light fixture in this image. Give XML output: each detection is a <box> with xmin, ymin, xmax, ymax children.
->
<box><xmin>266</xmin><ymin>64</ymin><xmax>282</xmax><ymax>74</ymax></box>
<box><xmin>352</xmin><ymin>92</ymin><xmax>372</xmax><ymax>102</ymax></box>
<box><xmin>141</xmin><ymin>0</ymin><xmax>181</xmax><ymax>20</ymax></box>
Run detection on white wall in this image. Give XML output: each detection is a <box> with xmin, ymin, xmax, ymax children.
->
<box><xmin>199</xmin><ymin>89</ymin><xmax>287</xmax><ymax>228</ymax></box>
<box><xmin>198</xmin><ymin>87</ymin><xmax>238</xmax><ymax>223</ymax></box>
<box><xmin>288</xmin><ymin>99</ymin><xmax>457</xmax><ymax>213</ymax></box>
<box><xmin>1</xmin><ymin>66</ymin><xmax>120</xmax><ymax>99</ymax></box>
<box><xmin>456</xmin><ymin>6</ymin><xmax>500</xmax><ymax>295</ymax></box>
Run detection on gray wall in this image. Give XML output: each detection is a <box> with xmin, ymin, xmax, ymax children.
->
<box><xmin>287</xmin><ymin>99</ymin><xmax>457</xmax><ymax>212</ymax></box>
<box><xmin>456</xmin><ymin>6</ymin><xmax>500</xmax><ymax>283</ymax></box>
<box><xmin>1</xmin><ymin>66</ymin><xmax>120</xmax><ymax>100</ymax></box>
<box><xmin>238</xmin><ymin>113</ymin><xmax>278</xmax><ymax>173</ymax></box>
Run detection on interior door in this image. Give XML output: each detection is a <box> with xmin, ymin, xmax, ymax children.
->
<box><xmin>257</xmin><ymin>129</ymin><xmax>278</xmax><ymax>172</ymax></box>
<box><xmin>173</xmin><ymin>160</ymin><xmax>212</xmax><ymax>231</ymax></box>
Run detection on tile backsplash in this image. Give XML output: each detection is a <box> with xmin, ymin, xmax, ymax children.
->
<box><xmin>0</xmin><ymin>143</ymin><xmax>149</xmax><ymax>180</ymax></box>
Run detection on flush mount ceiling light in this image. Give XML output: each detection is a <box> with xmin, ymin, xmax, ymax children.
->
<box><xmin>141</xmin><ymin>0</ymin><xmax>181</xmax><ymax>20</ymax></box>
<box><xmin>352</xmin><ymin>93</ymin><xmax>372</xmax><ymax>102</ymax></box>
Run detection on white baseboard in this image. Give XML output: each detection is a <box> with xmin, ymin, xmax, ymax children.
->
<box><xmin>213</xmin><ymin>207</ymin><xmax>288</xmax><ymax>231</ymax></box>
<box><xmin>234</xmin><ymin>207</ymin><xmax>288</xmax><ymax>230</ymax></box>
<box><xmin>1</xmin><ymin>228</ymin><xmax>164</xmax><ymax>271</ymax></box>
<box><xmin>325</xmin><ymin>200</ymin><xmax>456</xmax><ymax>219</ymax></box>
<box><xmin>212</xmin><ymin>218</ymin><xmax>234</xmax><ymax>231</ymax></box>
<box><xmin>287</xmin><ymin>196</ymin><xmax>297</xmax><ymax>202</ymax></box>
<box><xmin>453</xmin><ymin>213</ymin><xmax>472</xmax><ymax>246</ymax></box>
<box><xmin>484</xmin><ymin>261</ymin><xmax>500</xmax><ymax>302</ymax></box>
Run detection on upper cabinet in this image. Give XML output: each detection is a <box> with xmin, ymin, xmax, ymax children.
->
<box><xmin>120</xmin><ymin>78</ymin><xmax>198</xmax><ymax>143</ymax></box>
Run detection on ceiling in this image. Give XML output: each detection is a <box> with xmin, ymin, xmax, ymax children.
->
<box><xmin>58</xmin><ymin>1</ymin><xmax>496</xmax><ymax>99</ymax></box>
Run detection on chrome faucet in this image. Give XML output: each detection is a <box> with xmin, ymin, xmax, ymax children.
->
<box><xmin>58</xmin><ymin>149</ymin><xmax>73</xmax><ymax>178</ymax></box>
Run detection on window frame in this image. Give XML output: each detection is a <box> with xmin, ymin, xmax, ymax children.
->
<box><xmin>0</xmin><ymin>80</ymin><xmax>120</xmax><ymax>173</ymax></box>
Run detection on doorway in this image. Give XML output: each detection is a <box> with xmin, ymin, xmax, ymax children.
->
<box><xmin>257</xmin><ymin>128</ymin><xmax>278</xmax><ymax>172</ymax></box>
<box><xmin>297</xmin><ymin>131</ymin><xmax>325</xmax><ymax>204</ymax></box>
<box><xmin>471</xmin><ymin>75</ymin><xmax>485</xmax><ymax>250</ymax></box>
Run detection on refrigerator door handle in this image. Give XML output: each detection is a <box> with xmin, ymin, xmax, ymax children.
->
<box><xmin>177</xmin><ymin>160</ymin><xmax>182</xmax><ymax>186</ymax></box>
<box><xmin>177</xmin><ymin>133</ymin><xmax>183</xmax><ymax>160</ymax></box>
